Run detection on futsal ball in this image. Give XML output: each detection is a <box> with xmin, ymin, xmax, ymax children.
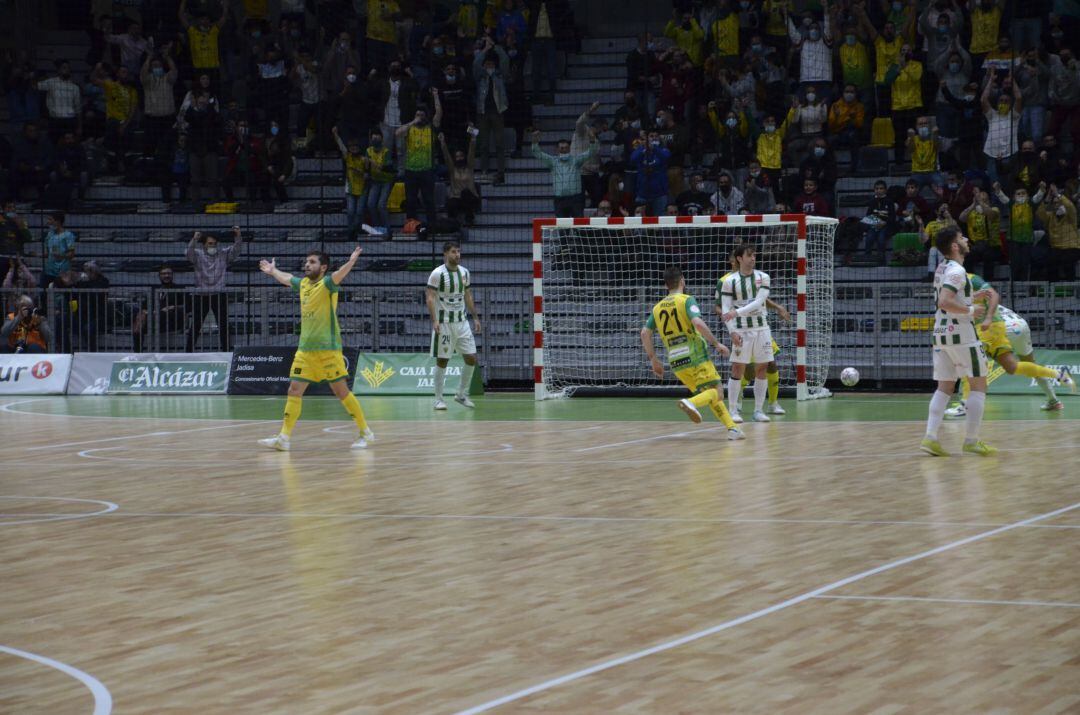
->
<box><xmin>840</xmin><ymin>367</ymin><xmax>860</xmax><ymax>387</ymax></box>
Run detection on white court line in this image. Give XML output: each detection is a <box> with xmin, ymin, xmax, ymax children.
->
<box><xmin>26</xmin><ymin>420</ymin><xmax>264</xmax><ymax>451</ymax></box>
<box><xmin>0</xmin><ymin>496</ymin><xmax>118</xmax><ymax>526</ymax></box>
<box><xmin>814</xmin><ymin>594</ymin><xmax>1080</xmax><ymax>609</ymax></box>
<box><xmin>452</xmin><ymin>499</ymin><xmax>1080</xmax><ymax>715</ymax></box>
<box><xmin>574</xmin><ymin>427</ymin><xmax>723</xmax><ymax>452</ymax></box>
<box><xmin>0</xmin><ymin>644</ymin><xmax>112</xmax><ymax>715</ymax></box>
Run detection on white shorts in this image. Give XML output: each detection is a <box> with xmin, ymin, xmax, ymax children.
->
<box><xmin>1005</xmin><ymin>315</ymin><xmax>1033</xmax><ymax>357</ymax></box>
<box><xmin>730</xmin><ymin>327</ymin><xmax>774</xmax><ymax>365</ymax></box>
<box><xmin>933</xmin><ymin>343</ymin><xmax>989</xmax><ymax>381</ymax></box>
<box><xmin>431</xmin><ymin>321</ymin><xmax>476</xmax><ymax>360</ymax></box>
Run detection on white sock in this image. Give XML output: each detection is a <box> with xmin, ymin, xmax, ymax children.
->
<box><xmin>434</xmin><ymin>366</ymin><xmax>446</xmax><ymax>400</ymax></box>
<box><xmin>753</xmin><ymin>379</ymin><xmax>767</xmax><ymax>412</ymax></box>
<box><xmin>1036</xmin><ymin>377</ymin><xmax>1056</xmax><ymax>401</ymax></box>
<box><xmin>457</xmin><ymin>363</ymin><xmax>475</xmax><ymax>397</ymax></box>
<box><xmin>964</xmin><ymin>391</ymin><xmax>986</xmax><ymax>443</ymax></box>
<box><xmin>925</xmin><ymin>390</ymin><xmax>950</xmax><ymax>440</ymax></box>
<box><xmin>728</xmin><ymin>378</ymin><xmax>741</xmax><ymax>414</ymax></box>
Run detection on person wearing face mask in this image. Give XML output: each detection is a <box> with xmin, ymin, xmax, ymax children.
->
<box><xmin>290</xmin><ymin>49</ymin><xmax>323</xmax><ymax>149</ymax></box>
<box><xmin>472</xmin><ymin>43</ymin><xmax>510</xmax><ymax>185</ymax></box>
<box><xmin>742</xmin><ymin>159</ymin><xmax>775</xmax><ymax>213</ymax></box>
<box><xmin>958</xmin><ymin>190</ymin><xmax>1001</xmax><ymax>279</ymax></box>
<box><xmin>906</xmin><ymin>116</ymin><xmax>942</xmax><ymax>192</ymax></box>
<box><xmin>321</xmin><ymin>33</ymin><xmax>362</xmax><ymax>113</ymax></box>
<box><xmin>786</xmin><ymin>11</ymin><xmax>833</xmax><ymax>89</ymax></box>
<box><xmin>263</xmin><ymin>122</ymin><xmax>294</xmax><ymax>203</ymax></box>
<box><xmin>601</xmin><ymin>172</ymin><xmax>634</xmax><ymax>216</ymax></box>
<box><xmin>933</xmin><ymin>41</ymin><xmax>972</xmax><ymax>142</ymax></box>
<box><xmin>828</xmin><ymin>84</ymin><xmax>866</xmax><ymax>154</ymax></box>
<box><xmin>675</xmin><ymin>171</ymin><xmax>714</xmax><ymax>216</ymax></box>
<box><xmin>396</xmin><ymin>89</ymin><xmax>444</xmax><ymax>226</ymax></box>
<box><xmin>1037</xmin><ymin>185</ymin><xmax>1080</xmax><ymax>281</ymax></box>
<box><xmin>786</xmin><ymin>88</ymin><xmax>827</xmax><ymax>165</ymax></box>
<box><xmin>1012</xmin><ymin>140</ymin><xmax>1043</xmax><ymax>195</ymax></box>
<box><xmin>798</xmin><ymin>138</ymin><xmax>836</xmax><ymax>198</ymax></box>
<box><xmin>837</xmin><ymin>26</ymin><xmax>872</xmax><ymax>107</ymax></box>
<box><xmin>665</xmin><ymin>10</ymin><xmax>706</xmax><ymax>67</ymax></box>
<box><xmin>185</xmin><ymin>227</ymin><xmax>242</xmax><ymax>351</ymax></box>
<box><xmin>433</xmin><ymin>64</ymin><xmax>469</xmax><ymax>146</ymax></box>
<box><xmin>627</xmin><ymin>130</ymin><xmax>672</xmax><ymax>216</ymax></box>
<box><xmin>440</xmin><ymin>127</ymin><xmax>481</xmax><ymax>226</ymax></box>
<box><xmin>140</xmin><ymin>52</ymin><xmax>178</xmax><ymax>157</ymax></box>
<box><xmin>534</xmin><ymin>129</ymin><xmax>599</xmax><ymax>217</ymax></box>
<box><xmin>749</xmin><ymin>111</ymin><xmax>788</xmax><ymax>189</ymax></box>
<box><xmin>1014</xmin><ymin>51</ymin><xmax>1050</xmax><ymax>145</ymax></box>
<box><xmin>994</xmin><ymin>182</ymin><xmax>1043</xmax><ymax>281</ymax></box>
<box><xmin>376</xmin><ymin>60</ymin><xmax>421</xmax><ymax>164</ymax></box>
<box><xmin>178</xmin><ymin>0</ymin><xmax>228</xmax><ymax>90</ymax></box>
<box><xmin>918</xmin><ymin>0</ymin><xmax>962</xmax><ymax>62</ymax></box>
<box><xmin>625</xmin><ymin>33</ymin><xmax>659</xmax><ymax>118</ymax></box>
<box><xmin>709</xmin><ymin>170</ymin><xmax>745</xmax><ymax>215</ymax></box>
<box><xmin>854</xmin><ymin>10</ymin><xmax>907</xmax><ymax>107</ymax></box>
<box><xmin>969</xmin><ymin>0</ymin><xmax>1003</xmax><ymax>58</ymax></box>
<box><xmin>980</xmin><ymin>73</ymin><xmax>1022</xmax><ymax>185</ymax></box>
<box><xmin>366</xmin><ymin>0</ymin><xmax>402</xmax><ymax>70</ymax></box>
<box><xmin>336</xmin><ymin>65</ymin><xmax>371</xmax><ymax>149</ymax></box>
<box><xmin>920</xmin><ymin>202</ymin><xmax>956</xmax><ymax>278</ymax></box>
<box><xmin>36</xmin><ymin>60</ymin><xmax>81</xmax><ymax>142</ymax></box>
<box><xmin>708</xmin><ymin>0</ymin><xmax>741</xmax><ymax>64</ymax></box>
<box><xmin>706</xmin><ymin>101</ymin><xmax>750</xmax><ymax>174</ymax></box>
<box><xmin>255</xmin><ymin>46</ymin><xmax>291</xmax><ymax>132</ymax></box>
<box><xmin>884</xmin><ymin>44</ymin><xmax>923</xmax><ymax>161</ymax></box>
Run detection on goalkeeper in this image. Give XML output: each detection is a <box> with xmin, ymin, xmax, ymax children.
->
<box><xmin>946</xmin><ymin>272</ymin><xmax>1075</xmax><ymax>417</ymax></box>
<box><xmin>717</xmin><ymin>254</ymin><xmax>789</xmax><ymax>416</ymax></box>
<box><xmin>641</xmin><ymin>265</ymin><xmax>745</xmax><ymax>441</ymax></box>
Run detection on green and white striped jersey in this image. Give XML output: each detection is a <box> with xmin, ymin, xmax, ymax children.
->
<box><xmin>427</xmin><ymin>264</ymin><xmax>471</xmax><ymax>324</ymax></box>
<box><xmin>932</xmin><ymin>259</ymin><xmax>978</xmax><ymax>346</ymax></box>
<box><xmin>717</xmin><ymin>269</ymin><xmax>771</xmax><ymax>330</ymax></box>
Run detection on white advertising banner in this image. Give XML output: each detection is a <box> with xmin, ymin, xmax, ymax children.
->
<box><xmin>68</xmin><ymin>353</ymin><xmax>233</xmax><ymax>395</ymax></box>
<box><xmin>0</xmin><ymin>354</ymin><xmax>72</xmax><ymax>394</ymax></box>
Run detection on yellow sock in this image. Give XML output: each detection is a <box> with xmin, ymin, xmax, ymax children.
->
<box><xmin>1014</xmin><ymin>361</ymin><xmax>1058</xmax><ymax>380</ymax></box>
<box><xmin>767</xmin><ymin>369</ymin><xmax>779</xmax><ymax>403</ymax></box>
<box><xmin>708</xmin><ymin>399</ymin><xmax>737</xmax><ymax>430</ymax></box>
<box><xmin>961</xmin><ymin>377</ymin><xmax>971</xmax><ymax>402</ymax></box>
<box><xmin>690</xmin><ymin>388</ymin><xmax>718</xmax><ymax>409</ymax></box>
<box><xmin>340</xmin><ymin>392</ymin><xmax>369</xmax><ymax>432</ymax></box>
<box><xmin>281</xmin><ymin>395</ymin><xmax>302</xmax><ymax>436</ymax></box>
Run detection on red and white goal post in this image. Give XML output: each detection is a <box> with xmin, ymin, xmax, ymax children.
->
<box><xmin>531</xmin><ymin>214</ymin><xmax>838</xmax><ymax>401</ymax></box>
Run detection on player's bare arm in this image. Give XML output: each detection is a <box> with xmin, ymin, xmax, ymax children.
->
<box><xmin>975</xmin><ymin>285</ymin><xmax>999</xmax><ymax>332</ymax></box>
<box><xmin>464</xmin><ymin>287</ymin><xmax>482</xmax><ymax>334</ymax></box>
<box><xmin>692</xmin><ymin>317</ymin><xmax>730</xmax><ymax>359</ymax></box>
<box><xmin>640</xmin><ymin>327</ymin><xmax>664</xmax><ymax>378</ymax></box>
<box><xmin>331</xmin><ymin>246</ymin><xmax>363</xmax><ymax>284</ymax></box>
<box><xmin>766</xmin><ymin>298</ymin><xmax>791</xmax><ymax>322</ymax></box>
<box><xmin>425</xmin><ymin>286</ymin><xmax>441</xmax><ymax>334</ymax></box>
<box><xmin>259</xmin><ymin>258</ymin><xmax>295</xmax><ymax>287</ymax></box>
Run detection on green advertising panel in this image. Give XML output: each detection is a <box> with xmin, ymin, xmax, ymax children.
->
<box><xmin>108</xmin><ymin>361</ymin><xmax>231</xmax><ymax>394</ymax></box>
<box><xmin>988</xmin><ymin>350</ymin><xmax>1080</xmax><ymax>395</ymax></box>
<box><xmin>352</xmin><ymin>353</ymin><xmax>483</xmax><ymax>396</ymax></box>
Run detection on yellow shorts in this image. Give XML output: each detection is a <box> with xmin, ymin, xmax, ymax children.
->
<box><xmin>674</xmin><ymin>362</ymin><xmax>721</xmax><ymax>394</ymax></box>
<box><xmin>978</xmin><ymin>322</ymin><xmax>1012</xmax><ymax>361</ymax></box>
<box><xmin>290</xmin><ymin>350</ymin><xmax>349</xmax><ymax>384</ymax></box>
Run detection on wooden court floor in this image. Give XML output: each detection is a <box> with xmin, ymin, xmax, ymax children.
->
<box><xmin>2</xmin><ymin>395</ymin><xmax>1079</xmax><ymax>714</ymax></box>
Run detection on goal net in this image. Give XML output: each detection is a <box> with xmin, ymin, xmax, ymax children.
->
<box><xmin>532</xmin><ymin>214</ymin><xmax>838</xmax><ymax>400</ymax></box>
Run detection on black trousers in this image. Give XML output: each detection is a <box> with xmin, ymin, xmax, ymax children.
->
<box><xmin>186</xmin><ymin>292</ymin><xmax>231</xmax><ymax>351</ymax></box>
<box><xmin>404</xmin><ymin>169</ymin><xmax>436</xmax><ymax>224</ymax></box>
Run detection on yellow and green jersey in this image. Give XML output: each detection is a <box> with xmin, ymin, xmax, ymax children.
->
<box><xmin>969</xmin><ymin>273</ymin><xmax>1004</xmax><ymax>324</ymax></box>
<box><xmin>645</xmin><ymin>293</ymin><xmax>709</xmax><ymax>371</ymax></box>
<box><xmin>291</xmin><ymin>275</ymin><xmax>342</xmax><ymax>352</ymax></box>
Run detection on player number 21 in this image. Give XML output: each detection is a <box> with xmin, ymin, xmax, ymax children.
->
<box><xmin>659</xmin><ymin>308</ymin><xmax>684</xmax><ymax>336</ymax></box>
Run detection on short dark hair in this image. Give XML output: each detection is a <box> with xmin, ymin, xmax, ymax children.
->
<box><xmin>308</xmin><ymin>251</ymin><xmax>331</xmax><ymax>268</ymax></box>
<box><xmin>935</xmin><ymin>226</ymin><xmax>962</xmax><ymax>255</ymax></box>
<box><xmin>732</xmin><ymin>243</ymin><xmax>756</xmax><ymax>260</ymax></box>
<box><xmin>443</xmin><ymin>240</ymin><xmax>460</xmax><ymax>253</ymax></box>
<box><xmin>49</xmin><ymin>211</ymin><xmax>65</xmax><ymax>225</ymax></box>
<box><xmin>874</xmin><ymin>180</ymin><xmax>887</xmax><ymax>189</ymax></box>
<box><xmin>663</xmin><ymin>265</ymin><xmax>683</xmax><ymax>290</ymax></box>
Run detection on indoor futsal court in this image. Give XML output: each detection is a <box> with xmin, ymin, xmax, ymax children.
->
<box><xmin>2</xmin><ymin>393</ymin><xmax>1078</xmax><ymax>714</ymax></box>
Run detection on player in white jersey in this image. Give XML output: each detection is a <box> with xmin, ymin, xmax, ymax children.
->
<box><xmin>425</xmin><ymin>241</ymin><xmax>482</xmax><ymax>410</ymax></box>
<box><xmin>717</xmin><ymin>243</ymin><xmax>773</xmax><ymax>423</ymax></box>
<box><xmin>921</xmin><ymin>226</ymin><xmax>995</xmax><ymax>457</ymax></box>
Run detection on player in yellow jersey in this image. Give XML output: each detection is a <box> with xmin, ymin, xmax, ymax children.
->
<box><xmin>717</xmin><ymin>253</ymin><xmax>791</xmax><ymax>416</ymax></box>
<box><xmin>256</xmin><ymin>246</ymin><xmax>374</xmax><ymax>451</ymax></box>
<box><xmin>945</xmin><ymin>272</ymin><xmax>1075</xmax><ymax>417</ymax></box>
<box><xmin>641</xmin><ymin>265</ymin><xmax>745</xmax><ymax>441</ymax></box>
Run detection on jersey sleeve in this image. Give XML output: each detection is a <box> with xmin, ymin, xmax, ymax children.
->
<box><xmin>644</xmin><ymin>313</ymin><xmax>656</xmax><ymax>330</ymax></box>
<box><xmin>463</xmin><ymin>268</ymin><xmax>471</xmax><ymax>289</ymax></box>
<box><xmin>685</xmin><ymin>296</ymin><xmax>702</xmax><ymax>319</ymax></box>
<box><xmin>969</xmin><ymin>273</ymin><xmax>989</xmax><ymax>292</ymax></box>
<box><xmin>426</xmin><ymin>268</ymin><xmax>440</xmax><ymax>289</ymax></box>
<box><xmin>941</xmin><ymin>265</ymin><xmax>965</xmax><ymax>292</ymax></box>
<box><xmin>323</xmin><ymin>274</ymin><xmax>339</xmax><ymax>293</ymax></box>
<box><xmin>717</xmin><ymin>275</ymin><xmax>734</xmax><ymax>304</ymax></box>
<box><xmin>758</xmin><ymin>271</ymin><xmax>771</xmax><ymax>292</ymax></box>
<box><xmin>289</xmin><ymin>276</ymin><xmax>302</xmax><ymax>293</ymax></box>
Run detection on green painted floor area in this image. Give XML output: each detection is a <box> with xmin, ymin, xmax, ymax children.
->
<box><xmin>2</xmin><ymin>393</ymin><xmax>1076</xmax><ymax>423</ymax></box>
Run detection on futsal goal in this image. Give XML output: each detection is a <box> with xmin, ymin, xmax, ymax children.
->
<box><xmin>532</xmin><ymin>214</ymin><xmax>839</xmax><ymax>400</ymax></box>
